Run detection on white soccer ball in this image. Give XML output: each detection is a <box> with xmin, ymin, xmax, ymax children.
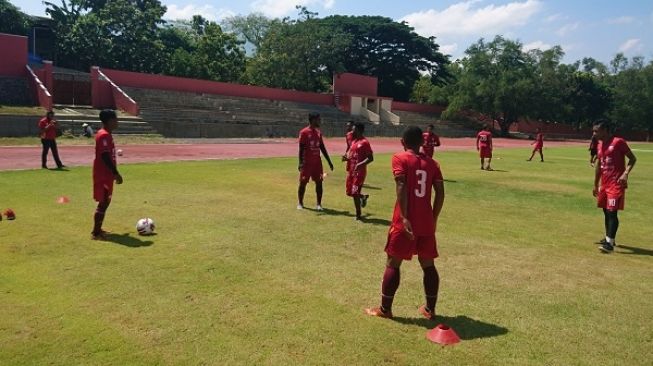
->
<box><xmin>117</xmin><ymin>149</ymin><xmax>123</xmax><ymax>156</ymax></box>
<box><xmin>136</xmin><ymin>218</ymin><xmax>155</xmax><ymax>235</ymax></box>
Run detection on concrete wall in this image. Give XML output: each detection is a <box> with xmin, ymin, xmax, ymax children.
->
<box><xmin>392</xmin><ymin>101</ymin><xmax>445</xmax><ymax>114</ymax></box>
<box><xmin>0</xmin><ymin>77</ymin><xmax>31</xmax><ymax>105</ymax></box>
<box><xmin>99</xmin><ymin>68</ymin><xmax>335</xmax><ymax>106</ymax></box>
<box><xmin>333</xmin><ymin>73</ymin><xmax>378</xmax><ymax>96</ymax></box>
<box><xmin>0</xmin><ymin>115</ymin><xmax>41</xmax><ymax>137</ymax></box>
<box><xmin>0</xmin><ymin>33</ymin><xmax>28</xmax><ymax>77</ymax></box>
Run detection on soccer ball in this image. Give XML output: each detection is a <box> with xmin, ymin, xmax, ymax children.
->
<box><xmin>117</xmin><ymin>149</ymin><xmax>123</xmax><ymax>156</ymax></box>
<box><xmin>136</xmin><ymin>218</ymin><xmax>155</xmax><ymax>235</ymax></box>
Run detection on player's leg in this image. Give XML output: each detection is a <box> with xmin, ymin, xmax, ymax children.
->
<box><xmin>92</xmin><ymin>184</ymin><xmax>112</xmax><ymax>239</ymax></box>
<box><xmin>538</xmin><ymin>148</ymin><xmax>544</xmax><ymax>162</ymax></box>
<box><xmin>418</xmin><ymin>257</ymin><xmax>439</xmax><ymax>319</ymax></box>
<box><xmin>51</xmin><ymin>140</ymin><xmax>64</xmax><ymax>168</ymax></box>
<box><xmin>297</xmin><ymin>181</ymin><xmax>307</xmax><ymax>208</ymax></box>
<box><xmin>528</xmin><ymin>149</ymin><xmax>535</xmax><ymax>161</ymax></box>
<box><xmin>41</xmin><ymin>139</ymin><xmax>50</xmax><ymax>168</ymax></box>
<box><xmin>606</xmin><ymin>209</ymin><xmax>619</xmax><ymax>243</ymax></box>
<box><xmin>366</xmin><ymin>255</ymin><xmax>402</xmax><ymax>318</ymax></box>
<box><xmin>353</xmin><ymin>195</ymin><xmax>362</xmax><ymax>220</ymax></box>
<box><xmin>486</xmin><ymin>157</ymin><xmax>493</xmax><ymax>170</ymax></box>
<box><xmin>480</xmin><ymin>157</ymin><xmax>485</xmax><ymax>170</ymax></box>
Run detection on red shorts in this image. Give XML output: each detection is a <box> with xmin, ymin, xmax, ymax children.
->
<box><xmin>533</xmin><ymin>144</ymin><xmax>543</xmax><ymax>151</ymax></box>
<box><xmin>346</xmin><ymin>171</ymin><xmax>366</xmax><ymax>196</ymax></box>
<box><xmin>597</xmin><ymin>189</ymin><xmax>625</xmax><ymax>211</ymax></box>
<box><xmin>479</xmin><ymin>147</ymin><xmax>492</xmax><ymax>158</ymax></box>
<box><xmin>93</xmin><ymin>179</ymin><xmax>114</xmax><ymax>202</ymax></box>
<box><xmin>299</xmin><ymin>161</ymin><xmax>323</xmax><ymax>183</ymax></box>
<box><xmin>385</xmin><ymin>226</ymin><xmax>438</xmax><ymax>260</ymax></box>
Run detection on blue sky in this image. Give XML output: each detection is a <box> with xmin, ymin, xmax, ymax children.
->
<box><xmin>13</xmin><ymin>0</ymin><xmax>653</xmax><ymax>64</ymax></box>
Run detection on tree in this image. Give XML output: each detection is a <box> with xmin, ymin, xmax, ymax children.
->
<box><xmin>319</xmin><ymin>15</ymin><xmax>450</xmax><ymax>101</ymax></box>
<box><xmin>609</xmin><ymin>58</ymin><xmax>653</xmax><ymax>139</ymax></box>
<box><xmin>0</xmin><ymin>0</ymin><xmax>31</xmax><ymax>35</ymax></box>
<box><xmin>444</xmin><ymin>36</ymin><xmax>536</xmax><ymax>135</ymax></box>
<box><xmin>222</xmin><ymin>12</ymin><xmax>278</xmax><ymax>52</ymax></box>
<box><xmin>45</xmin><ymin>0</ymin><xmax>167</xmax><ymax>72</ymax></box>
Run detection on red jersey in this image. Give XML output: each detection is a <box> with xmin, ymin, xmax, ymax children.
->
<box><xmin>390</xmin><ymin>151</ymin><xmax>443</xmax><ymax>236</ymax></box>
<box><xmin>598</xmin><ymin>137</ymin><xmax>631</xmax><ymax>194</ymax></box>
<box><xmin>93</xmin><ymin>128</ymin><xmax>116</xmax><ymax>182</ymax></box>
<box><xmin>299</xmin><ymin>126</ymin><xmax>324</xmax><ymax>163</ymax></box>
<box><xmin>347</xmin><ymin>137</ymin><xmax>373</xmax><ymax>173</ymax></box>
<box><xmin>534</xmin><ymin>133</ymin><xmax>544</xmax><ymax>147</ymax></box>
<box><xmin>422</xmin><ymin>132</ymin><xmax>440</xmax><ymax>156</ymax></box>
<box><xmin>477</xmin><ymin>130</ymin><xmax>492</xmax><ymax>148</ymax></box>
<box><xmin>345</xmin><ymin>131</ymin><xmax>354</xmax><ymax>150</ymax></box>
<box><xmin>38</xmin><ymin>117</ymin><xmax>57</xmax><ymax>140</ymax></box>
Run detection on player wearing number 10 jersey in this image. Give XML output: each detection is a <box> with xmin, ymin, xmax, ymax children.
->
<box><xmin>365</xmin><ymin>126</ymin><xmax>445</xmax><ymax>320</ymax></box>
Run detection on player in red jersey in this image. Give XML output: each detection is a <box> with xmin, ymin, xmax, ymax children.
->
<box><xmin>527</xmin><ymin>128</ymin><xmax>544</xmax><ymax>162</ymax></box>
<box><xmin>343</xmin><ymin>122</ymin><xmax>374</xmax><ymax>220</ymax></box>
<box><xmin>297</xmin><ymin>112</ymin><xmax>334</xmax><ymax>211</ymax></box>
<box><xmin>592</xmin><ymin>120</ymin><xmax>636</xmax><ymax>253</ymax></box>
<box><xmin>38</xmin><ymin>111</ymin><xmax>65</xmax><ymax>169</ymax></box>
<box><xmin>91</xmin><ymin>110</ymin><xmax>123</xmax><ymax>240</ymax></box>
<box><xmin>476</xmin><ymin>124</ymin><xmax>493</xmax><ymax>170</ymax></box>
<box><xmin>421</xmin><ymin>124</ymin><xmax>441</xmax><ymax>158</ymax></box>
<box><xmin>365</xmin><ymin>126</ymin><xmax>445</xmax><ymax>320</ymax></box>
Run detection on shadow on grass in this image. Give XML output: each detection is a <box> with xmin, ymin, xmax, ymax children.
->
<box><xmin>104</xmin><ymin>233</ymin><xmax>154</xmax><ymax>248</ymax></box>
<box><xmin>443</xmin><ymin>179</ymin><xmax>457</xmax><ymax>183</ymax></box>
<box><xmin>485</xmin><ymin>169</ymin><xmax>509</xmax><ymax>173</ymax></box>
<box><xmin>617</xmin><ymin>244</ymin><xmax>653</xmax><ymax>256</ymax></box>
<box><xmin>362</xmin><ymin>184</ymin><xmax>382</xmax><ymax>190</ymax></box>
<box><xmin>393</xmin><ymin>315</ymin><xmax>508</xmax><ymax>340</ymax></box>
<box><xmin>311</xmin><ymin>208</ymin><xmax>392</xmax><ymax>227</ymax></box>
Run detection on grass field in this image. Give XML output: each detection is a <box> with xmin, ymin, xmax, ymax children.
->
<box><xmin>1</xmin><ymin>145</ymin><xmax>652</xmax><ymax>365</ymax></box>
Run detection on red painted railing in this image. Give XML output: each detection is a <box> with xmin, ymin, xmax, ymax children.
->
<box><xmin>97</xmin><ymin>69</ymin><xmax>139</xmax><ymax>116</ymax></box>
<box><xmin>26</xmin><ymin>65</ymin><xmax>52</xmax><ymax>111</ymax></box>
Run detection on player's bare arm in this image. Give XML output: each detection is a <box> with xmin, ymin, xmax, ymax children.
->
<box><xmin>395</xmin><ymin>174</ymin><xmax>414</xmax><ymax>240</ymax></box>
<box><xmin>432</xmin><ymin>180</ymin><xmax>445</xmax><ymax>224</ymax></box>
<box><xmin>298</xmin><ymin>143</ymin><xmax>304</xmax><ymax>171</ymax></box>
<box><xmin>319</xmin><ymin>142</ymin><xmax>334</xmax><ymax>171</ymax></box>
<box><xmin>354</xmin><ymin>153</ymin><xmax>374</xmax><ymax>171</ymax></box>
<box><xmin>593</xmin><ymin>162</ymin><xmax>601</xmax><ymax>197</ymax></box>
<box><xmin>101</xmin><ymin>152</ymin><xmax>122</xmax><ymax>184</ymax></box>
<box><xmin>618</xmin><ymin>150</ymin><xmax>637</xmax><ymax>185</ymax></box>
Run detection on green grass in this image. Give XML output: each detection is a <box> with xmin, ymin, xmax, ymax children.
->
<box><xmin>1</xmin><ymin>145</ymin><xmax>652</xmax><ymax>365</ymax></box>
<box><xmin>0</xmin><ymin>135</ymin><xmax>172</xmax><ymax>146</ymax></box>
<box><xmin>0</xmin><ymin>106</ymin><xmax>46</xmax><ymax>116</ymax></box>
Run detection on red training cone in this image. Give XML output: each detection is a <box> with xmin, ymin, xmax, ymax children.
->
<box><xmin>57</xmin><ymin>196</ymin><xmax>70</xmax><ymax>204</ymax></box>
<box><xmin>426</xmin><ymin>324</ymin><xmax>460</xmax><ymax>345</ymax></box>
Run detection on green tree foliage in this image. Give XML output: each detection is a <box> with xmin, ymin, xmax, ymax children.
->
<box><xmin>222</xmin><ymin>12</ymin><xmax>278</xmax><ymax>51</ymax></box>
<box><xmin>444</xmin><ymin>36</ymin><xmax>536</xmax><ymax>135</ymax></box>
<box><xmin>45</xmin><ymin>0</ymin><xmax>167</xmax><ymax>72</ymax></box>
<box><xmin>245</xmin><ymin>8</ymin><xmax>350</xmax><ymax>92</ymax></box>
<box><xmin>608</xmin><ymin>56</ymin><xmax>653</xmax><ymax>137</ymax></box>
<box><xmin>0</xmin><ymin>0</ymin><xmax>31</xmax><ymax>35</ymax></box>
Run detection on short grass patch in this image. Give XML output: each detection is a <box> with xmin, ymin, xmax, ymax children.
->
<box><xmin>1</xmin><ymin>145</ymin><xmax>651</xmax><ymax>365</ymax></box>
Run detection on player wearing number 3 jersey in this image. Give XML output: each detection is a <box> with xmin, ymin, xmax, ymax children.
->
<box><xmin>365</xmin><ymin>126</ymin><xmax>445</xmax><ymax>320</ymax></box>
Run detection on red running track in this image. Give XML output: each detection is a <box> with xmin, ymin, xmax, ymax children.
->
<box><xmin>0</xmin><ymin>137</ymin><xmax>588</xmax><ymax>171</ymax></box>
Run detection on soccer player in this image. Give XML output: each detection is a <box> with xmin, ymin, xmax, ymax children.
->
<box><xmin>343</xmin><ymin>122</ymin><xmax>374</xmax><ymax>220</ymax></box>
<box><xmin>297</xmin><ymin>112</ymin><xmax>334</xmax><ymax>211</ymax></box>
<box><xmin>342</xmin><ymin>121</ymin><xmax>355</xmax><ymax>171</ymax></box>
<box><xmin>589</xmin><ymin>135</ymin><xmax>598</xmax><ymax>167</ymax></box>
<box><xmin>38</xmin><ymin>111</ymin><xmax>65</xmax><ymax>169</ymax></box>
<box><xmin>91</xmin><ymin>109</ymin><xmax>123</xmax><ymax>240</ymax></box>
<box><xmin>527</xmin><ymin>128</ymin><xmax>544</xmax><ymax>162</ymax></box>
<box><xmin>476</xmin><ymin>124</ymin><xmax>493</xmax><ymax>170</ymax></box>
<box><xmin>592</xmin><ymin>120</ymin><xmax>636</xmax><ymax>253</ymax></box>
<box><xmin>421</xmin><ymin>124</ymin><xmax>441</xmax><ymax>158</ymax></box>
<box><xmin>365</xmin><ymin>126</ymin><xmax>445</xmax><ymax>320</ymax></box>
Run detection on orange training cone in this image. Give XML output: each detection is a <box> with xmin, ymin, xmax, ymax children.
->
<box><xmin>57</xmin><ymin>196</ymin><xmax>70</xmax><ymax>204</ymax></box>
<box><xmin>426</xmin><ymin>324</ymin><xmax>460</xmax><ymax>345</ymax></box>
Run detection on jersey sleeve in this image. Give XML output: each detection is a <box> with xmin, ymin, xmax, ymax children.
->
<box><xmin>434</xmin><ymin>135</ymin><xmax>441</xmax><ymax>145</ymax></box>
<box><xmin>391</xmin><ymin>154</ymin><xmax>406</xmax><ymax>177</ymax></box>
<box><xmin>618</xmin><ymin>139</ymin><xmax>631</xmax><ymax>156</ymax></box>
<box><xmin>97</xmin><ymin>134</ymin><xmax>112</xmax><ymax>154</ymax></box>
<box><xmin>298</xmin><ymin>130</ymin><xmax>307</xmax><ymax>145</ymax></box>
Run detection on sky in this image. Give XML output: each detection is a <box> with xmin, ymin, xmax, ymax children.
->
<box><xmin>12</xmin><ymin>0</ymin><xmax>653</xmax><ymax>65</ymax></box>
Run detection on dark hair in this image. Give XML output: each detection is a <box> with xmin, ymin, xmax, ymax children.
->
<box><xmin>346</xmin><ymin>120</ymin><xmax>354</xmax><ymax>125</ymax></box>
<box><xmin>99</xmin><ymin>109</ymin><xmax>117</xmax><ymax>124</ymax></box>
<box><xmin>46</xmin><ymin>111</ymin><xmax>54</xmax><ymax>116</ymax></box>
<box><xmin>403</xmin><ymin>126</ymin><xmax>423</xmax><ymax>147</ymax></box>
<box><xmin>427</xmin><ymin>124</ymin><xmax>434</xmax><ymax>129</ymax></box>
<box><xmin>482</xmin><ymin>123</ymin><xmax>489</xmax><ymax>130</ymax></box>
<box><xmin>593</xmin><ymin>119</ymin><xmax>613</xmax><ymax>132</ymax></box>
<box><xmin>308</xmin><ymin>112</ymin><xmax>320</xmax><ymax>121</ymax></box>
<box><xmin>354</xmin><ymin>122</ymin><xmax>365</xmax><ymax>133</ymax></box>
